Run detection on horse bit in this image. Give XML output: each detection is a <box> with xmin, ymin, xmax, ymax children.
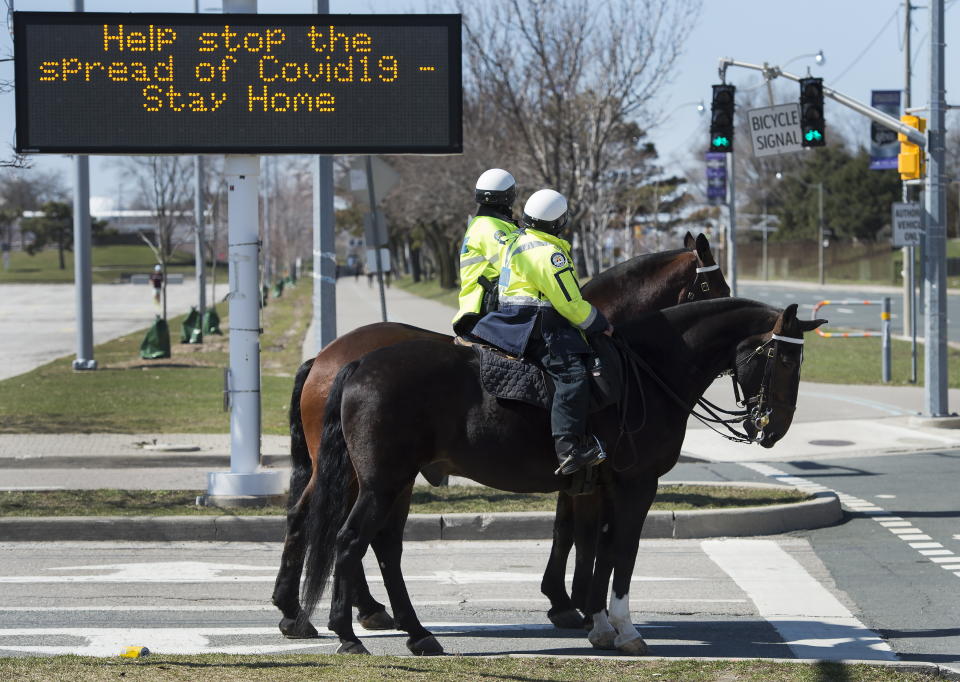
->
<box><xmin>699</xmin><ymin>333</ymin><xmax>804</xmax><ymax>443</ymax></box>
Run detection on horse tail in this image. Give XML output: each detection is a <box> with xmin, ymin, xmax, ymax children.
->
<box><xmin>287</xmin><ymin>358</ymin><xmax>314</xmax><ymax>513</ymax></box>
<box><xmin>298</xmin><ymin>359</ymin><xmax>360</xmax><ymax>626</ymax></box>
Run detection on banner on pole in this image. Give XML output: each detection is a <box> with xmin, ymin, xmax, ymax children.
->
<box><xmin>705</xmin><ymin>152</ymin><xmax>727</xmax><ymax>205</ymax></box>
<box><xmin>870</xmin><ymin>90</ymin><xmax>901</xmax><ymax>170</ymax></box>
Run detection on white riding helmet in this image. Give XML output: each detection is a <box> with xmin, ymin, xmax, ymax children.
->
<box><xmin>154</xmin><ymin>264</ymin><xmax>162</xmax><ymax>272</ymax></box>
<box><xmin>521</xmin><ymin>189</ymin><xmax>568</xmax><ymax>235</ymax></box>
<box><xmin>475</xmin><ymin>168</ymin><xmax>516</xmax><ymax>207</ymax></box>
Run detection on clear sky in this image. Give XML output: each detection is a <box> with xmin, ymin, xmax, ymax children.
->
<box><xmin>4</xmin><ymin>0</ymin><xmax>957</xmax><ymax>200</ymax></box>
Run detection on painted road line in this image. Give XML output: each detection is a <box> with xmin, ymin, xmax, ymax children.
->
<box><xmin>702</xmin><ymin>539</ymin><xmax>895</xmax><ymax>661</ymax></box>
<box><xmin>797</xmin><ymin>391</ymin><xmax>915</xmax><ymax>416</ymax></box>
<box><xmin>0</xmin><ymin>598</ymin><xmax>749</xmax><ymax>613</ymax></box>
<box><xmin>919</xmin><ymin>549</ymin><xmax>954</xmax><ymax>556</ymax></box>
<box><xmin>740</xmin><ymin>462</ymin><xmax>957</xmax><ymax>581</ymax></box>
<box><xmin>0</xmin><ymin>561</ymin><xmax>697</xmax><ymax>586</ymax></box>
<box><xmin>0</xmin><ymin>622</ymin><xmax>671</xmax><ymax>657</ymax></box>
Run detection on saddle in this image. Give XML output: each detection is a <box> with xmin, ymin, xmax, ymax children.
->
<box><xmin>466</xmin><ymin>334</ymin><xmax>624</xmax><ymax>413</ymax></box>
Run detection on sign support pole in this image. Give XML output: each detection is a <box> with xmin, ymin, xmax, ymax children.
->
<box><xmin>70</xmin><ymin>0</ymin><xmax>95</xmax><ymax>371</ymax></box>
<box><xmin>365</xmin><ymin>156</ymin><xmax>389</xmax><ymax>322</ymax></box>
<box><xmin>312</xmin><ymin>0</ymin><xmax>337</xmax><ymax>356</ymax></box>
<box><xmin>206</xmin><ymin>155</ymin><xmax>284</xmax><ymax>503</ymax></box>
<box><xmin>205</xmin><ymin>0</ymin><xmax>282</xmax><ymax>505</ymax></box>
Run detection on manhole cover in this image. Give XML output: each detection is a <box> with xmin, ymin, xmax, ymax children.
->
<box><xmin>808</xmin><ymin>439</ymin><xmax>855</xmax><ymax>447</ymax></box>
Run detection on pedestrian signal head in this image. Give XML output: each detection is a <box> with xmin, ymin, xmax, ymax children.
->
<box><xmin>521</xmin><ymin>189</ymin><xmax>568</xmax><ymax>235</ymax></box>
<box><xmin>475</xmin><ymin>168</ymin><xmax>516</xmax><ymax>208</ymax></box>
<box><xmin>898</xmin><ymin>115</ymin><xmax>926</xmax><ymax>180</ymax></box>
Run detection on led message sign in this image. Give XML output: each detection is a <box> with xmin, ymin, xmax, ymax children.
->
<box><xmin>14</xmin><ymin>12</ymin><xmax>462</xmax><ymax>154</ymax></box>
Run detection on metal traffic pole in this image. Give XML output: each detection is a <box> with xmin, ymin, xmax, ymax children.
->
<box><xmin>882</xmin><ymin>297</ymin><xmax>891</xmax><ymax>383</ymax></box>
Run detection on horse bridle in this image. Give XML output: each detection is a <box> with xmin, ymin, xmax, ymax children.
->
<box><xmin>612</xmin><ymin>331</ymin><xmax>803</xmax><ymax>447</ymax></box>
<box><xmin>721</xmin><ymin>333</ymin><xmax>804</xmax><ymax>442</ymax></box>
<box><xmin>682</xmin><ymin>263</ymin><xmax>720</xmax><ymax>302</ymax></box>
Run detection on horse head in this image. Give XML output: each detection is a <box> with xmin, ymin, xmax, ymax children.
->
<box><xmin>732</xmin><ymin>303</ymin><xmax>826</xmax><ymax>448</ymax></box>
<box><xmin>678</xmin><ymin>233</ymin><xmax>730</xmax><ymax>304</ymax></box>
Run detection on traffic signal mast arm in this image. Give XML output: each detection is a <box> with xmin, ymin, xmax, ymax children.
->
<box><xmin>718</xmin><ymin>57</ymin><xmax>926</xmax><ymax>148</ymax></box>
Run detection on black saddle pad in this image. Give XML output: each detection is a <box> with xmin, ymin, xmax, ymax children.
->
<box><xmin>474</xmin><ymin>335</ymin><xmax>623</xmax><ymax>413</ymax></box>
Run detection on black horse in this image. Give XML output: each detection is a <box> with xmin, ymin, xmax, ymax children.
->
<box><xmin>272</xmin><ymin>233</ymin><xmax>729</xmax><ymax>637</ymax></box>
<box><xmin>298</xmin><ymin>298</ymin><xmax>825</xmax><ymax>655</ymax></box>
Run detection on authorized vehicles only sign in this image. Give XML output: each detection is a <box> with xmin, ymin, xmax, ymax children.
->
<box><xmin>747</xmin><ymin>103</ymin><xmax>802</xmax><ymax>158</ymax></box>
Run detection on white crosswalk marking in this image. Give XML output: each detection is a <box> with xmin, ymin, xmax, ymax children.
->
<box><xmin>702</xmin><ymin>539</ymin><xmax>896</xmax><ymax>661</ymax></box>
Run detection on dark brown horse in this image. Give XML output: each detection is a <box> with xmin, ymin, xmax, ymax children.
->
<box><xmin>272</xmin><ymin>233</ymin><xmax>730</xmax><ymax>637</ymax></box>
<box><xmin>299</xmin><ymin>299</ymin><xmax>826</xmax><ymax>655</ymax></box>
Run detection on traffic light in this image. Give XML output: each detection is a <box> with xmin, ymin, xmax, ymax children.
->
<box><xmin>709</xmin><ymin>84</ymin><xmax>735</xmax><ymax>152</ymax></box>
<box><xmin>898</xmin><ymin>115</ymin><xmax>926</xmax><ymax>181</ymax></box>
<box><xmin>799</xmin><ymin>77</ymin><xmax>826</xmax><ymax>147</ymax></box>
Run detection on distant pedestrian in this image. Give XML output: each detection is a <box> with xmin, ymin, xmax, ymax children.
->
<box><xmin>149</xmin><ymin>264</ymin><xmax>163</xmax><ymax>306</ymax></box>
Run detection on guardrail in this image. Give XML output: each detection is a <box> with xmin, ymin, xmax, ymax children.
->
<box><xmin>811</xmin><ymin>298</ymin><xmax>892</xmax><ymax>382</ymax></box>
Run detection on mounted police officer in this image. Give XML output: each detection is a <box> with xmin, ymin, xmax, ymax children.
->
<box><xmin>452</xmin><ymin>169</ymin><xmax>519</xmax><ymax>337</ymax></box>
<box><xmin>472</xmin><ymin>189</ymin><xmax>612</xmax><ymax>476</ymax></box>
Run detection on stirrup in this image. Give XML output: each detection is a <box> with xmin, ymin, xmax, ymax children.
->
<box><xmin>554</xmin><ymin>437</ymin><xmax>607</xmax><ymax>476</ymax></box>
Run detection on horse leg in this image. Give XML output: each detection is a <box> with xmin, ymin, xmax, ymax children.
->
<box><xmin>569</xmin><ymin>489</ymin><xmax>602</xmax><ymax>620</ymax></box>
<box><xmin>540</xmin><ymin>492</ymin><xmax>583</xmax><ymax>629</ymax></box>
<box><xmin>272</xmin><ymin>478</ymin><xmax>319</xmax><ymax>638</ymax></box>
<box><xmin>327</xmin><ymin>488</ymin><xmax>397</xmax><ymax>655</ymax></box>
<box><xmin>584</xmin><ymin>494</ymin><xmax>618</xmax><ymax>650</ymax></box>
<box><xmin>369</xmin><ymin>486</ymin><xmax>442</xmax><ymax>656</ymax></box>
<box><xmin>353</xmin><ymin>569</ymin><xmax>395</xmax><ymax>630</ymax></box>
<box><xmin>606</xmin><ymin>478</ymin><xmax>658</xmax><ymax>656</ymax></box>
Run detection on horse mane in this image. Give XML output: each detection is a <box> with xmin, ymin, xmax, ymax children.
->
<box><xmin>616</xmin><ymin>297</ymin><xmax>780</xmax><ymax>357</ymax></box>
<box><xmin>581</xmin><ymin>249</ymin><xmax>691</xmax><ymax>294</ymax></box>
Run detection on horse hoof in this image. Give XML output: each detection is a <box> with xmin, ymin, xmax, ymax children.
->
<box><xmin>278</xmin><ymin>617</ymin><xmax>319</xmax><ymax>639</ymax></box>
<box><xmin>547</xmin><ymin>608</ymin><xmax>585</xmax><ymax>630</ymax></box>
<box><xmin>588</xmin><ymin>630</ymin><xmax>617</xmax><ymax>650</ymax></box>
<box><xmin>336</xmin><ymin>640</ymin><xmax>370</xmax><ymax>655</ymax></box>
<box><xmin>357</xmin><ymin>608</ymin><xmax>396</xmax><ymax>631</ymax></box>
<box><xmin>615</xmin><ymin>635</ymin><xmax>650</xmax><ymax>656</ymax></box>
<box><xmin>407</xmin><ymin>634</ymin><xmax>444</xmax><ymax>656</ymax></box>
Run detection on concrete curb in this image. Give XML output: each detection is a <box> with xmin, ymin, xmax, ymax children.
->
<box><xmin>0</xmin><ymin>492</ymin><xmax>841</xmax><ymax>542</ymax></box>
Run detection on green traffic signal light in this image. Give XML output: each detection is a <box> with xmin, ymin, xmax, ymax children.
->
<box><xmin>712</xmin><ymin>135</ymin><xmax>730</xmax><ymax>148</ymax></box>
<box><xmin>804</xmin><ymin>130</ymin><xmax>823</xmax><ymax>142</ymax></box>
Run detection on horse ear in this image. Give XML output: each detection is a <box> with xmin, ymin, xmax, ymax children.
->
<box><xmin>773</xmin><ymin>303</ymin><xmax>799</xmax><ymax>334</ymax></box>
<box><xmin>799</xmin><ymin>318</ymin><xmax>828</xmax><ymax>332</ymax></box>
<box><xmin>683</xmin><ymin>231</ymin><xmax>695</xmax><ymax>250</ymax></box>
<box><xmin>694</xmin><ymin>233</ymin><xmax>715</xmax><ymax>264</ymax></box>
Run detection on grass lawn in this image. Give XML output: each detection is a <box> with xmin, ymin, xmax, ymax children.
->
<box><xmin>393</xmin><ymin>273</ymin><xmax>959</xmax><ymax>387</ymax></box>
<box><xmin>0</xmin><ymin>278</ymin><xmax>311</xmax><ymax>435</ymax></box>
<box><xmin>0</xmin><ymin>484</ymin><xmax>809</xmax><ymax>516</ymax></box>
<box><xmin>0</xmin><ymin>655</ymin><xmax>935</xmax><ymax>681</ymax></box>
<box><xmin>0</xmin><ymin>244</ymin><xmax>198</xmax><ymax>284</ymax></box>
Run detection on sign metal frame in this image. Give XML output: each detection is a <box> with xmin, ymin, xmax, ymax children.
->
<box><xmin>14</xmin><ymin>11</ymin><xmax>463</xmax><ymax>155</ymax></box>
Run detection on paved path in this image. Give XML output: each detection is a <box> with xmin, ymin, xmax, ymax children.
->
<box><xmin>0</xmin><ymin>281</ymin><xmax>206</xmax><ymax>381</ymax></box>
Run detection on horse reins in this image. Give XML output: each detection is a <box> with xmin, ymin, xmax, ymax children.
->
<box><xmin>610</xmin><ymin>332</ymin><xmax>803</xmax><ymax>448</ymax></box>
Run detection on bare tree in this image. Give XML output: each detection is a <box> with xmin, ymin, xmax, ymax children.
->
<box><xmin>462</xmin><ymin>0</ymin><xmax>701</xmax><ymax>275</ymax></box>
<box><xmin>121</xmin><ymin>156</ymin><xmax>194</xmax><ymax>321</ymax></box>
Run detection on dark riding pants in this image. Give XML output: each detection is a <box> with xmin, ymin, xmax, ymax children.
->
<box><xmin>529</xmin><ymin>339</ymin><xmax>591</xmax><ymax>440</ymax></box>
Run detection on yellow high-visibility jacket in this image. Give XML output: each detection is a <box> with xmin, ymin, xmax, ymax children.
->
<box><xmin>452</xmin><ymin>213</ymin><xmax>517</xmax><ymax>335</ymax></box>
<box><xmin>471</xmin><ymin>227</ymin><xmax>608</xmax><ymax>356</ymax></box>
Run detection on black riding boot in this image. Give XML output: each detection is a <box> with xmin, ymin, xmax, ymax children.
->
<box><xmin>554</xmin><ymin>434</ymin><xmax>606</xmax><ymax>476</ymax></box>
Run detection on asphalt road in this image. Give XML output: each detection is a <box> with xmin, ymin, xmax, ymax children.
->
<box><xmin>739</xmin><ymin>280</ymin><xmax>960</xmax><ymax>340</ymax></box>
<box><xmin>738</xmin><ymin>450</ymin><xmax>960</xmax><ymax>667</ymax></box>
<box><xmin>0</xmin><ymin>537</ymin><xmax>893</xmax><ymax>661</ymax></box>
